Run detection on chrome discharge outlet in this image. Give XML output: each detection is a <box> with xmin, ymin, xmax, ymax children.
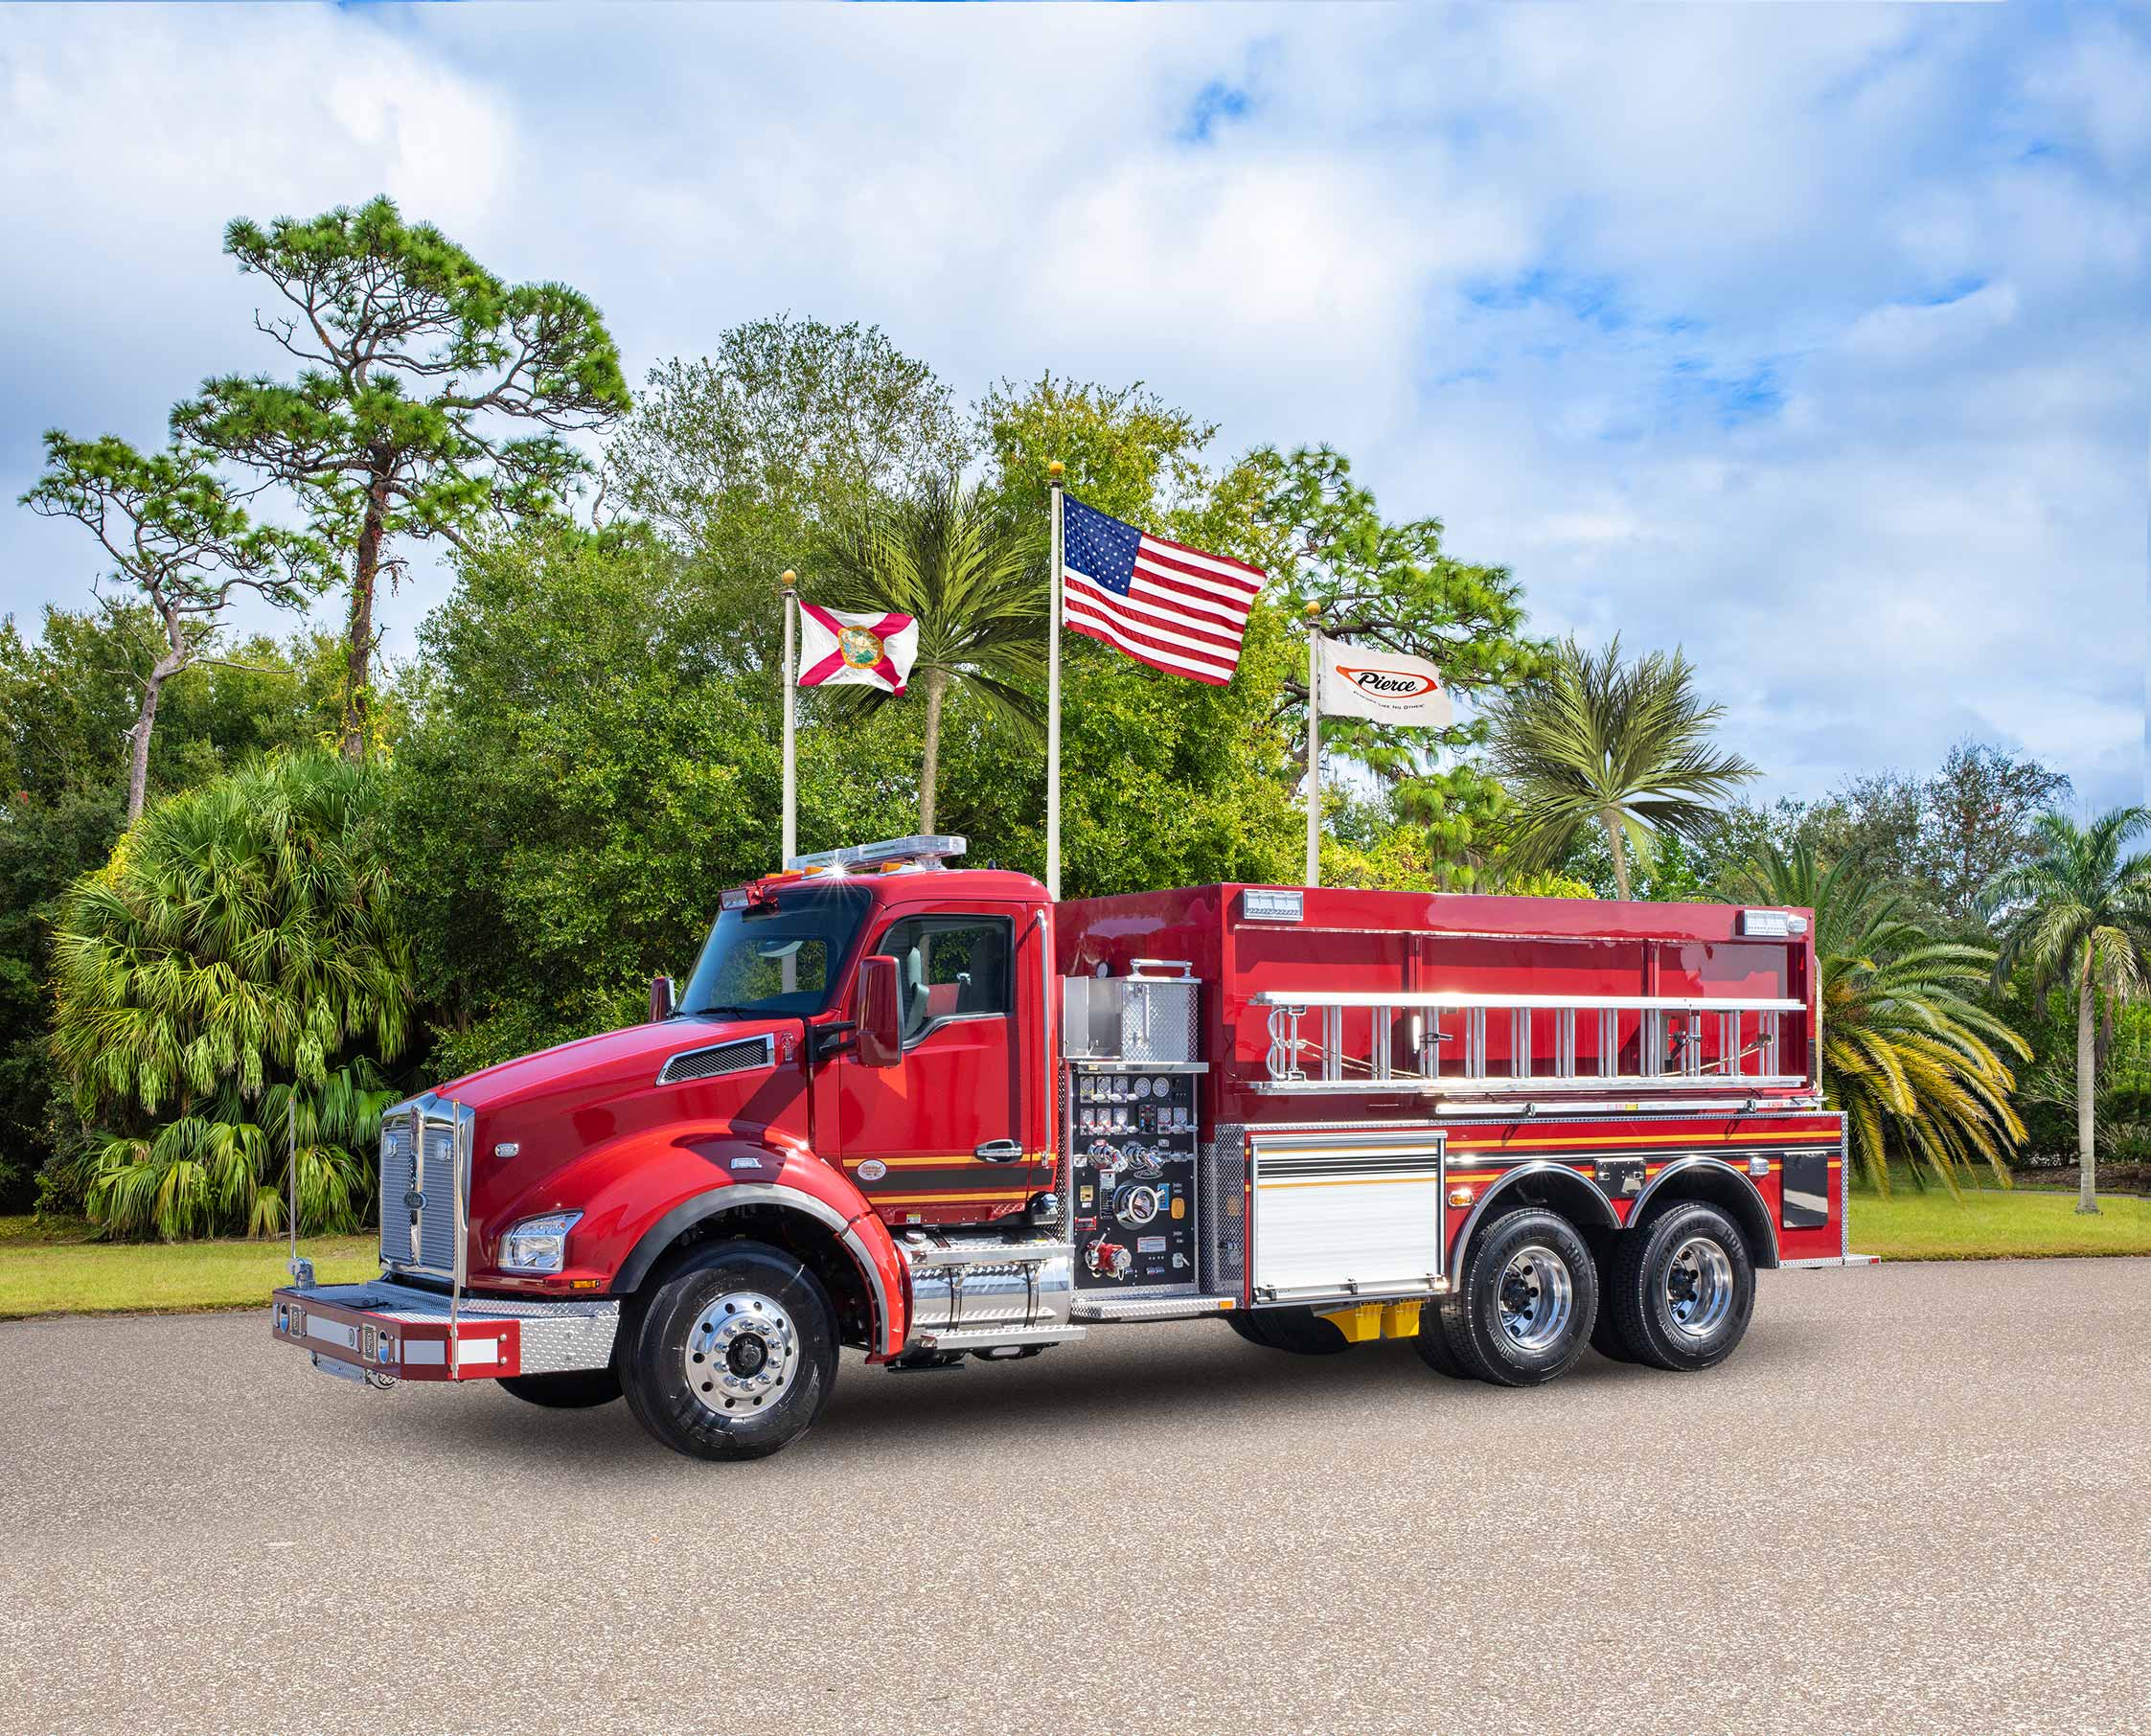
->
<box><xmin>900</xmin><ymin>1230</ymin><xmax>1087</xmax><ymax>1355</ymax></box>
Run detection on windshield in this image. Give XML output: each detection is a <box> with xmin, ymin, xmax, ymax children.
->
<box><xmin>677</xmin><ymin>880</ymin><xmax>874</xmax><ymax>1019</ymax></box>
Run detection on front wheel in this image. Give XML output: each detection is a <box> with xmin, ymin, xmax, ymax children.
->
<box><xmin>621</xmin><ymin>1242</ymin><xmax>838</xmax><ymax>1461</ymax></box>
<box><xmin>1605</xmin><ymin>1202</ymin><xmax>1754</xmax><ymax>1372</ymax></box>
<box><xmin>1439</xmin><ymin>1208</ymin><xmax>1598</xmax><ymax>1387</ymax></box>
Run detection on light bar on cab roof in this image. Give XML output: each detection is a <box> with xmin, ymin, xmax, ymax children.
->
<box><xmin>784</xmin><ymin>834</ymin><xmax>967</xmax><ymax>874</ymax></box>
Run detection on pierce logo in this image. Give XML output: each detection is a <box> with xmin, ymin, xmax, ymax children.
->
<box><xmin>856</xmin><ymin>1158</ymin><xmax>888</xmax><ymax>1182</ymax></box>
<box><xmin>1337</xmin><ymin>664</ymin><xmax>1441</xmax><ymax>699</ymax></box>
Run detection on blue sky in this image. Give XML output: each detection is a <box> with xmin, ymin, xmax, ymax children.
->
<box><xmin>2</xmin><ymin>3</ymin><xmax>2145</xmax><ymax>809</ymax></box>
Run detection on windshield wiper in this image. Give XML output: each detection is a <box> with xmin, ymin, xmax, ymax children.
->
<box><xmin>683</xmin><ymin>1004</ymin><xmax>761</xmax><ymax>1021</ymax></box>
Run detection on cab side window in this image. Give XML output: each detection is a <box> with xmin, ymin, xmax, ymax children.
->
<box><xmin>876</xmin><ymin>915</ymin><xmax>1013</xmax><ymax>1045</ymax></box>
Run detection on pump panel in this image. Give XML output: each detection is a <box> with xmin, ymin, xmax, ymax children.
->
<box><xmin>1067</xmin><ymin>1063</ymin><xmax>1203</xmax><ymax>1297</ymax></box>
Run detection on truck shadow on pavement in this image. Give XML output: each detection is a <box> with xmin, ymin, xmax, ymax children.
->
<box><xmin>368</xmin><ymin>1320</ymin><xmax>1809</xmax><ymax>1475</ymax></box>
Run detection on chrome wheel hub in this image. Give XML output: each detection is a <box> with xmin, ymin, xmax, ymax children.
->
<box><xmin>685</xmin><ymin>1291</ymin><xmax>799</xmax><ymax>1415</ymax></box>
<box><xmin>1664</xmin><ymin>1237</ymin><xmax>1734</xmax><ymax>1339</ymax></box>
<box><xmin>1495</xmin><ymin>1244</ymin><xmax>1574</xmax><ymax>1353</ymax></box>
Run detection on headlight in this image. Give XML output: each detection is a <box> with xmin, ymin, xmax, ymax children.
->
<box><xmin>498</xmin><ymin>1211</ymin><xmax>583</xmax><ymax>1273</ymax></box>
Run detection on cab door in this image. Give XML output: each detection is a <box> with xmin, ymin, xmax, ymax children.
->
<box><xmin>835</xmin><ymin>909</ymin><xmax>1041</xmax><ymax>1227</ymax></box>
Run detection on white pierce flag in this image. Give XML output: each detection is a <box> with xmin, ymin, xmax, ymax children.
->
<box><xmin>1317</xmin><ymin>637</ymin><xmax>1454</xmax><ymax>728</ymax></box>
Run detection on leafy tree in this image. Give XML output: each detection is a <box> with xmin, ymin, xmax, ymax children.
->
<box><xmin>1925</xmin><ymin>744</ymin><xmax>2071</xmax><ymax>927</ymax></box>
<box><xmin>0</xmin><ymin>788</ymin><xmax>123</xmax><ymax>1210</ymax></box>
<box><xmin>609</xmin><ymin>317</ymin><xmax>967</xmax><ymax>600</ymax></box>
<box><xmin>818</xmin><ymin>477</ymin><xmax>1046</xmax><ymax>834</ymax></box>
<box><xmin>389</xmin><ymin>525</ymin><xmax>923</xmax><ymax>1075</ymax></box>
<box><xmin>1486</xmin><ymin>634</ymin><xmax>1756</xmax><ymax>901</ymax></box>
<box><xmin>1247</xmin><ymin>445</ymin><xmax>1541</xmax><ymax>871</ymax></box>
<box><xmin>977</xmin><ymin>374</ymin><xmax>1217</xmax><ymax>533</ymax></box>
<box><xmin>944</xmin><ymin>375</ymin><xmax>1302</xmax><ymax>894</ymax></box>
<box><xmin>1789</xmin><ymin>744</ymin><xmax>2071</xmax><ymax>932</ymax></box>
<box><xmin>1985</xmin><ymin>809</ymin><xmax>2151</xmax><ymax>1214</ymax></box>
<box><xmin>50</xmin><ymin>752</ymin><xmax>411</xmax><ymax>1238</ymax></box>
<box><xmin>20</xmin><ymin>432</ymin><xmax>323</xmax><ymax>821</ymax></box>
<box><xmin>174</xmin><ymin>196</ymin><xmax>631</xmax><ymax>759</ymax></box>
<box><xmin>1735</xmin><ymin>841</ymin><xmax>2026</xmax><ymax>1194</ymax></box>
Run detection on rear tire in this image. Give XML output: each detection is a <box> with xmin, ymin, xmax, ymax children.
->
<box><xmin>1235</xmin><ymin>1306</ymin><xmax>1351</xmax><ymax>1355</ymax></box>
<box><xmin>1606</xmin><ymin>1202</ymin><xmax>1754</xmax><ymax>1372</ymax></box>
<box><xmin>1414</xmin><ymin>1299</ymin><xmax>1470</xmax><ymax>1379</ymax></box>
<box><xmin>498</xmin><ymin>1367</ymin><xmax>623</xmax><ymax>1409</ymax></box>
<box><xmin>1440</xmin><ymin>1208</ymin><xmax>1598</xmax><ymax>1387</ymax></box>
<box><xmin>621</xmin><ymin>1241</ymin><xmax>837</xmax><ymax>1461</ymax></box>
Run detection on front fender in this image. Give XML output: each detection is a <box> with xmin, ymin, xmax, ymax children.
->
<box><xmin>518</xmin><ymin>1125</ymin><xmax>904</xmax><ymax>1359</ymax></box>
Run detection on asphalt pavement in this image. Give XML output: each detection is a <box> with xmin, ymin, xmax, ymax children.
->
<box><xmin>3</xmin><ymin>1259</ymin><xmax>2147</xmax><ymax>1736</ymax></box>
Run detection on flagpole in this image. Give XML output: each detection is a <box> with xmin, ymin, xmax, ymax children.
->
<box><xmin>1305</xmin><ymin>605</ymin><xmax>1322</xmax><ymax>888</ymax></box>
<box><xmin>1046</xmin><ymin>460</ymin><xmax>1064</xmax><ymax>901</ymax></box>
<box><xmin>781</xmin><ymin>570</ymin><xmax>798</xmax><ymax>864</ymax></box>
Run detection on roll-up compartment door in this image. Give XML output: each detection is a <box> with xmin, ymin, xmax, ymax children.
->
<box><xmin>1247</xmin><ymin>1130</ymin><xmax>1447</xmax><ymax>1306</ymax></box>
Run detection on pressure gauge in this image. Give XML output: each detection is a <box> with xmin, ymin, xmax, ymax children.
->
<box><xmin>1113</xmin><ymin>1105</ymin><xmax>1130</xmax><ymax>1130</ymax></box>
<box><xmin>1152</xmin><ymin>1076</ymin><xmax>1171</xmax><ymax>1098</ymax></box>
<box><xmin>1132</xmin><ymin>1077</ymin><xmax>1152</xmax><ymax>1099</ymax></box>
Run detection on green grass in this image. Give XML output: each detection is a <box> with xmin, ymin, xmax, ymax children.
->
<box><xmin>0</xmin><ymin>1216</ymin><xmax>378</xmax><ymax>1319</ymax></box>
<box><xmin>4</xmin><ymin>1180</ymin><xmax>2148</xmax><ymax>1319</ymax></box>
<box><xmin>1851</xmin><ymin>1182</ymin><xmax>2151</xmax><ymax>1261</ymax></box>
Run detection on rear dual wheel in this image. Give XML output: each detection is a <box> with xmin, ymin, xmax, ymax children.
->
<box><xmin>1226</xmin><ymin>1305</ymin><xmax>1351</xmax><ymax>1355</ymax></box>
<box><xmin>1602</xmin><ymin>1202</ymin><xmax>1754</xmax><ymax>1372</ymax></box>
<box><xmin>1430</xmin><ymin>1208</ymin><xmax>1598</xmax><ymax>1387</ymax></box>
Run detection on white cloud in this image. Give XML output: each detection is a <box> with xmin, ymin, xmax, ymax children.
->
<box><xmin>1</xmin><ymin>2</ymin><xmax>2143</xmax><ymax>813</ymax></box>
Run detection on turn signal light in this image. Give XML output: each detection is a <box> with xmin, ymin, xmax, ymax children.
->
<box><xmin>1447</xmin><ymin>1185</ymin><xmax>1475</xmax><ymax>1208</ymax></box>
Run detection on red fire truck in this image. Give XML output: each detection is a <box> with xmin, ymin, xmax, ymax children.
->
<box><xmin>273</xmin><ymin>834</ymin><xmax>1864</xmax><ymax>1460</ymax></box>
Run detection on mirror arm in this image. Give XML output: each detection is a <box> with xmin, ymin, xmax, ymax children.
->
<box><xmin>809</xmin><ymin>1020</ymin><xmax>858</xmax><ymax>1065</ymax></box>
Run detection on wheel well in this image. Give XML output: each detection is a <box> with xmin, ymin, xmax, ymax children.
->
<box><xmin>637</xmin><ymin>1204</ymin><xmax>878</xmax><ymax>1350</ymax></box>
<box><xmin>1452</xmin><ymin>1164</ymin><xmax>1621</xmax><ymax>1273</ymax></box>
<box><xmin>1628</xmin><ymin>1164</ymin><xmax>1780</xmax><ymax>1269</ymax></box>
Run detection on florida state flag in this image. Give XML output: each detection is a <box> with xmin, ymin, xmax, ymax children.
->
<box><xmin>796</xmin><ymin>605</ymin><xmax>919</xmax><ymax>695</ymax></box>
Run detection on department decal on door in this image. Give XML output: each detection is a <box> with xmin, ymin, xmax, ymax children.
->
<box><xmin>856</xmin><ymin>1159</ymin><xmax>888</xmax><ymax>1182</ymax></box>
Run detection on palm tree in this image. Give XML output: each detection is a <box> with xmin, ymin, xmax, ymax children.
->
<box><xmin>50</xmin><ymin>751</ymin><xmax>411</xmax><ymax>1238</ymax></box>
<box><xmin>819</xmin><ymin>476</ymin><xmax>1046</xmax><ymax>834</ymax></box>
<box><xmin>1984</xmin><ymin>809</ymin><xmax>2151</xmax><ymax>1215</ymax></box>
<box><xmin>1486</xmin><ymin>634</ymin><xmax>1755</xmax><ymax>900</ymax></box>
<box><xmin>1734</xmin><ymin>841</ymin><xmax>2027</xmax><ymax>1194</ymax></box>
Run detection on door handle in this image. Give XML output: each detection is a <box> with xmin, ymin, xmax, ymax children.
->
<box><xmin>973</xmin><ymin>1139</ymin><xmax>1024</xmax><ymax>1163</ymax></box>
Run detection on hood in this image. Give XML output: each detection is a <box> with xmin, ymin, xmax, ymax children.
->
<box><xmin>440</xmin><ymin>1016</ymin><xmax>796</xmax><ymax>1113</ymax></box>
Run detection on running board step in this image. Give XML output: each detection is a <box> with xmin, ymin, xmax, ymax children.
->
<box><xmin>1068</xmin><ymin>1292</ymin><xmax>1240</xmax><ymax>1323</ymax></box>
<box><xmin>909</xmin><ymin>1324</ymin><xmax>1088</xmax><ymax>1352</ymax></box>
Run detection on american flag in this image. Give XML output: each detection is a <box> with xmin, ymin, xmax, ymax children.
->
<box><xmin>1061</xmin><ymin>494</ymin><xmax>1264</xmax><ymax>685</ymax></box>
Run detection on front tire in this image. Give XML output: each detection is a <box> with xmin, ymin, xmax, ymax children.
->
<box><xmin>1606</xmin><ymin>1202</ymin><xmax>1754</xmax><ymax>1372</ymax></box>
<box><xmin>1439</xmin><ymin>1208</ymin><xmax>1598</xmax><ymax>1387</ymax></box>
<box><xmin>621</xmin><ymin>1242</ymin><xmax>837</xmax><ymax>1461</ymax></box>
<box><xmin>498</xmin><ymin>1367</ymin><xmax>623</xmax><ymax>1409</ymax></box>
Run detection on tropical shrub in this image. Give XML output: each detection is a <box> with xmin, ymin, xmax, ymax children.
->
<box><xmin>1731</xmin><ymin>842</ymin><xmax>2025</xmax><ymax>1194</ymax></box>
<box><xmin>50</xmin><ymin>752</ymin><xmax>411</xmax><ymax>1238</ymax></box>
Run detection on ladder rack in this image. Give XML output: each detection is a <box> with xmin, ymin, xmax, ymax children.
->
<box><xmin>1247</xmin><ymin>990</ymin><xmax>1807</xmax><ymax>1098</ymax></box>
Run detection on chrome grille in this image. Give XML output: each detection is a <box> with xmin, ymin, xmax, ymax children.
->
<box><xmin>378</xmin><ymin>1096</ymin><xmax>469</xmax><ymax>1279</ymax></box>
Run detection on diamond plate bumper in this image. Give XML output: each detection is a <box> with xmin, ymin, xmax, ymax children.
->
<box><xmin>271</xmin><ymin>1278</ymin><xmax>620</xmax><ymax>1383</ymax></box>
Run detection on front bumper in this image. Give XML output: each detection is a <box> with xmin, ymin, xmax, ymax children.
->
<box><xmin>272</xmin><ymin>1276</ymin><xmax>621</xmax><ymax>1384</ymax></box>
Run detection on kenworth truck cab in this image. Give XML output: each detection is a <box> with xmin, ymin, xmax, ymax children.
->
<box><xmin>273</xmin><ymin>834</ymin><xmax>1866</xmax><ymax>1461</ymax></box>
